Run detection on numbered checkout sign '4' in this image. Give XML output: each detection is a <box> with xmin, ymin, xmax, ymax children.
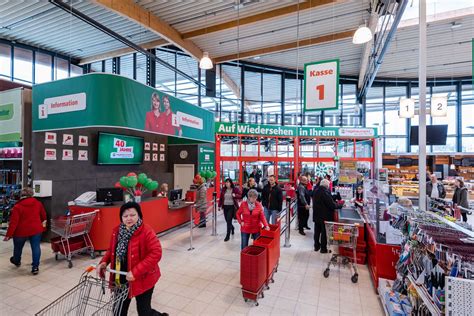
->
<box><xmin>304</xmin><ymin>59</ymin><xmax>340</xmax><ymax>112</ymax></box>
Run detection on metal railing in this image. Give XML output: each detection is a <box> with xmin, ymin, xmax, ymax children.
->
<box><xmin>278</xmin><ymin>196</ymin><xmax>298</xmax><ymax>248</ymax></box>
<box><xmin>188</xmin><ymin>193</ymin><xmax>219</xmax><ymax>251</ymax></box>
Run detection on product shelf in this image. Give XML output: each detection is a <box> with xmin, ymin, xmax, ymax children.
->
<box><xmin>407</xmin><ymin>273</ymin><xmax>442</xmax><ymax>316</ymax></box>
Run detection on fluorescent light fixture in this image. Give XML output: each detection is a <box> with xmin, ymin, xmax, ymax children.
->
<box><xmin>352</xmin><ymin>25</ymin><xmax>373</xmax><ymax>44</ymax></box>
<box><xmin>450</xmin><ymin>164</ymin><xmax>455</xmax><ymax>170</ymax></box>
<box><xmin>199</xmin><ymin>52</ymin><xmax>213</xmax><ymax>70</ymax></box>
<box><xmin>451</xmin><ymin>22</ymin><xmax>462</xmax><ymax>29</ymax></box>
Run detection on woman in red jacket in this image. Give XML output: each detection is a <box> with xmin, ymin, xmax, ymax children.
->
<box><xmin>98</xmin><ymin>202</ymin><xmax>167</xmax><ymax>316</ymax></box>
<box><xmin>218</xmin><ymin>178</ymin><xmax>241</xmax><ymax>242</ymax></box>
<box><xmin>3</xmin><ymin>187</ymin><xmax>46</xmax><ymax>275</ymax></box>
<box><xmin>236</xmin><ymin>189</ymin><xmax>269</xmax><ymax>250</ymax></box>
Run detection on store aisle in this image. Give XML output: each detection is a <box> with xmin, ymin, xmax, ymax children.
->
<box><xmin>0</xmin><ymin>215</ymin><xmax>383</xmax><ymax>316</ymax></box>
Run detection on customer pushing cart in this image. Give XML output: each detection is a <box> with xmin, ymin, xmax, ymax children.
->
<box><xmin>36</xmin><ymin>266</ymin><xmax>128</xmax><ymax>316</ymax></box>
<box><xmin>51</xmin><ymin>210</ymin><xmax>98</xmax><ymax>268</ymax></box>
<box><xmin>322</xmin><ymin>221</ymin><xmax>359</xmax><ymax>283</ymax></box>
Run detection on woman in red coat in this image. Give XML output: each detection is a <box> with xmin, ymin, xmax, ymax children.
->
<box><xmin>236</xmin><ymin>189</ymin><xmax>269</xmax><ymax>250</ymax></box>
<box><xmin>3</xmin><ymin>187</ymin><xmax>46</xmax><ymax>275</ymax></box>
<box><xmin>98</xmin><ymin>202</ymin><xmax>167</xmax><ymax>316</ymax></box>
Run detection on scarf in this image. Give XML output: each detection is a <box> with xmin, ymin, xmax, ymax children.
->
<box><xmin>115</xmin><ymin>218</ymin><xmax>143</xmax><ymax>262</ymax></box>
<box><xmin>248</xmin><ymin>201</ymin><xmax>256</xmax><ymax>214</ymax></box>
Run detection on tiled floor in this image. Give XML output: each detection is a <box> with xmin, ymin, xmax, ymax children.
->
<box><xmin>0</xmin><ymin>215</ymin><xmax>384</xmax><ymax>316</ymax></box>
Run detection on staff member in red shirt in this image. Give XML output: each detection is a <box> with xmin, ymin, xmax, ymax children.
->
<box><xmin>3</xmin><ymin>187</ymin><xmax>46</xmax><ymax>275</ymax></box>
<box><xmin>236</xmin><ymin>189</ymin><xmax>269</xmax><ymax>249</ymax></box>
<box><xmin>161</xmin><ymin>95</ymin><xmax>182</xmax><ymax>137</ymax></box>
<box><xmin>98</xmin><ymin>202</ymin><xmax>167</xmax><ymax>316</ymax></box>
<box><xmin>144</xmin><ymin>92</ymin><xmax>162</xmax><ymax>133</ymax></box>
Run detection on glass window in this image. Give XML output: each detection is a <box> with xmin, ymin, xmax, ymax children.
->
<box><xmin>71</xmin><ymin>64</ymin><xmax>83</xmax><ymax>77</ymax></box>
<box><xmin>220</xmin><ymin>136</ymin><xmax>239</xmax><ymax>157</ymax></box>
<box><xmin>136</xmin><ymin>54</ymin><xmax>147</xmax><ymax>85</ymax></box>
<box><xmin>366</xmin><ymin>110</ymin><xmax>384</xmax><ymax>135</ymax></box>
<box><xmin>104</xmin><ymin>59</ymin><xmax>113</xmax><ymax>73</ymax></box>
<box><xmin>259</xmin><ymin>137</ymin><xmax>276</xmax><ymax>158</ymax></box>
<box><xmin>461</xmin><ymin>85</ymin><xmax>474</xmax><ymax>134</ymax></box>
<box><xmin>431</xmin><ymin>137</ymin><xmax>456</xmax><ymax>153</ymax></box>
<box><xmin>277</xmin><ymin>138</ymin><xmax>294</xmax><ymax>158</ymax></box>
<box><xmin>285</xmin><ymin>78</ymin><xmax>301</xmax><ymax>115</ymax></box>
<box><xmin>431</xmin><ymin>105</ymin><xmax>456</xmax><ymax>135</ymax></box>
<box><xmin>220</xmin><ymin>161</ymin><xmax>239</xmax><ymax>183</ymax></box>
<box><xmin>55</xmin><ymin>57</ymin><xmax>69</xmax><ymax>80</ymax></box>
<box><xmin>240</xmin><ymin>137</ymin><xmax>258</xmax><ymax>157</ymax></box>
<box><xmin>299</xmin><ymin>138</ymin><xmax>317</xmax><ymax>158</ymax></box>
<box><xmin>14</xmin><ymin>47</ymin><xmax>33</xmax><ymax>83</ymax></box>
<box><xmin>337</xmin><ymin>139</ymin><xmax>354</xmax><ymax>158</ymax></box>
<box><xmin>156</xmin><ymin>50</ymin><xmax>175</xmax><ymax>92</ymax></box>
<box><xmin>90</xmin><ymin>61</ymin><xmax>102</xmax><ymax>72</ymax></box>
<box><xmin>277</xmin><ymin>162</ymin><xmax>293</xmax><ymax>183</ymax></box>
<box><xmin>385</xmin><ymin>137</ymin><xmax>407</xmax><ymax>153</ymax></box>
<box><xmin>355</xmin><ymin>140</ymin><xmax>373</xmax><ymax>158</ymax></box>
<box><xmin>462</xmin><ymin>137</ymin><xmax>474</xmax><ymax>152</ymax></box>
<box><xmin>120</xmin><ymin>54</ymin><xmax>134</xmax><ymax>79</ymax></box>
<box><xmin>0</xmin><ymin>43</ymin><xmax>11</xmax><ymax>78</ymax></box>
<box><xmin>35</xmin><ymin>52</ymin><xmax>52</xmax><ymax>83</ymax></box>
<box><xmin>319</xmin><ymin>139</ymin><xmax>336</xmax><ymax>157</ymax></box>
<box><xmin>385</xmin><ymin>109</ymin><xmax>407</xmax><ymax>136</ymax></box>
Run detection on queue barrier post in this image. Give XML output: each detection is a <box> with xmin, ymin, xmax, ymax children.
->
<box><xmin>284</xmin><ymin>196</ymin><xmax>292</xmax><ymax>248</ymax></box>
<box><xmin>212</xmin><ymin>191</ymin><xmax>217</xmax><ymax>236</ymax></box>
<box><xmin>188</xmin><ymin>204</ymin><xmax>195</xmax><ymax>251</ymax></box>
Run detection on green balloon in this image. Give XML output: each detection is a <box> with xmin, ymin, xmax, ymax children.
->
<box><xmin>205</xmin><ymin>170</ymin><xmax>212</xmax><ymax>179</ymax></box>
<box><xmin>212</xmin><ymin>171</ymin><xmax>217</xmax><ymax>179</ymax></box>
<box><xmin>199</xmin><ymin>171</ymin><xmax>206</xmax><ymax>177</ymax></box>
<box><xmin>149</xmin><ymin>181</ymin><xmax>158</xmax><ymax>191</ymax></box>
<box><xmin>143</xmin><ymin>178</ymin><xmax>153</xmax><ymax>189</ymax></box>
<box><xmin>119</xmin><ymin>176</ymin><xmax>128</xmax><ymax>187</ymax></box>
<box><xmin>137</xmin><ymin>173</ymin><xmax>148</xmax><ymax>184</ymax></box>
<box><xmin>127</xmin><ymin>176</ymin><xmax>138</xmax><ymax>188</ymax></box>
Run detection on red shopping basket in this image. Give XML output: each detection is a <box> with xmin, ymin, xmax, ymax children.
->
<box><xmin>253</xmin><ymin>236</ymin><xmax>277</xmax><ymax>280</ymax></box>
<box><xmin>260</xmin><ymin>221</ymin><xmax>281</xmax><ymax>262</ymax></box>
<box><xmin>241</xmin><ymin>246</ymin><xmax>267</xmax><ymax>294</ymax></box>
<box><xmin>51</xmin><ymin>236</ymin><xmax>85</xmax><ymax>255</ymax></box>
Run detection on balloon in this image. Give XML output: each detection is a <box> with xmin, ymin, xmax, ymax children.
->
<box><xmin>137</xmin><ymin>173</ymin><xmax>148</xmax><ymax>184</ymax></box>
<box><xmin>127</xmin><ymin>172</ymin><xmax>137</xmax><ymax>178</ymax></box>
<box><xmin>148</xmin><ymin>181</ymin><xmax>158</xmax><ymax>191</ymax></box>
<box><xmin>119</xmin><ymin>176</ymin><xmax>128</xmax><ymax>187</ymax></box>
<box><xmin>205</xmin><ymin>170</ymin><xmax>212</xmax><ymax>179</ymax></box>
<box><xmin>212</xmin><ymin>171</ymin><xmax>217</xmax><ymax>179</ymax></box>
<box><xmin>199</xmin><ymin>171</ymin><xmax>206</xmax><ymax>177</ymax></box>
<box><xmin>114</xmin><ymin>182</ymin><xmax>122</xmax><ymax>189</ymax></box>
<box><xmin>134</xmin><ymin>189</ymin><xmax>142</xmax><ymax>196</ymax></box>
<box><xmin>127</xmin><ymin>176</ymin><xmax>138</xmax><ymax>188</ymax></box>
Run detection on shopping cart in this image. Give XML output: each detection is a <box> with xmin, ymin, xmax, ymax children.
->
<box><xmin>36</xmin><ymin>266</ymin><xmax>129</xmax><ymax>316</ymax></box>
<box><xmin>323</xmin><ymin>221</ymin><xmax>359</xmax><ymax>283</ymax></box>
<box><xmin>51</xmin><ymin>210</ymin><xmax>98</xmax><ymax>268</ymax></box>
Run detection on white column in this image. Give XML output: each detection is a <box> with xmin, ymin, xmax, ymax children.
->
<box><xmin>418</xmin><ymin>0</ymin><xmax>427</xmax><ymax>211</ymax></box>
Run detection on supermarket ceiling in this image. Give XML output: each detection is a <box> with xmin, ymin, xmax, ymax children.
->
<box><xmin>0</xmin><ymin>0</ymin><xmax>473</xmax><ymax>80</ymax></box>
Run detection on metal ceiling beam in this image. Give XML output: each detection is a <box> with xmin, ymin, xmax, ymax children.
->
<box><xmin>79</xmin><ymin>39</ymin><xmax>168</xmax><ymax>65</ymax></box>
<box><xmin>214</xmin><ymin>29</ymin><xmax>355</xmax><ymax>64</ymax></box>
<box><xmin>48</xmin><ymin>0</ymin><xmax>204</xmax><ymax>88</ymax></box>
<box><xmin>93</xmin><ymin>0</ymin><xmax>204</xmax><ymax>61</ymax></box>
<box><xmin>181</xmin><ymin>0</ymin><xmax>344</xmax><ymax>39</ymax></box>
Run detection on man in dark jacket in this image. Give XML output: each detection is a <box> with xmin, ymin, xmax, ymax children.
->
<box><xmin>261</xmin><ymin>175</ymin><xmax>283</xmax><ymax>224</ymax></box>
<box><xmin>297</xmin><ymin>176</ymin><xmax>311</xmax><ymax>235</ymax></box>
<box><xmin>312</xmin><ymin>179</ymin><xmax>343</xmax><ymax>253</ymax></box>
<box><xmin>426</xmin><ymin>174</ymin><xmax>446</xmax><ymax>199</ymax></box>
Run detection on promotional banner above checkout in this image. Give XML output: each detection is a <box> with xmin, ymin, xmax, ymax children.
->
<box><xmin>32</xmin><ymin>73</ymin><xmax>215</xmax><ymax>143</ymax></box>
<box><xmin>0</xmin><ymin>88</ymin><xmax>22</xmax><ymax>142</ymax></box>
<box><xmin>304</xmin><ymin>59</ymin><xmax>339</xmax><ymax>112</ymax></box>
<box><xmin>215</xmin><ymin>122</ymin><xmax>377</xmax><ymax>138</ymax></box>
<box><xmin>198</xmin><ymin>145</ymin><xmax>215</xmax><ymax>173</ymax></box>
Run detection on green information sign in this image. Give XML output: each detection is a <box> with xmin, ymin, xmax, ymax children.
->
<box><xmin>198</xmin><ymin>145</ymin><xmax>215</xmax><ymax>173</ymax></box>
<box><xmin>215</xmin><ymin>122</ymin><xmax>377</xmax><ymax>137</ymax></box>
<box><xmin>0</xmin><ymin>89</ymin><xmax>22</xmax><ymax>142</ymax></box>
<box><xmin>97</xmin><ymin>132</ymin><xmax>144</xmax><ymax>165</ymax></box>
<box><xmin>32</xmin><ymin>73</ymin><xmax>214</xmax><ymax>143</ymax></box>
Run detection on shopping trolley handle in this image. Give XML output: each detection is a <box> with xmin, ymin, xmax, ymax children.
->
<box><xmin>86</xmin><ymin>264</ymin><xmax>128</xmax><ymax>276</ymax></box>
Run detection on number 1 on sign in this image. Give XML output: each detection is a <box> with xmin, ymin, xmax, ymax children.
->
<box><xmin>316</xmin><ymin>85</ymin><xmax>325</xmax><ymax>100</ymax></box>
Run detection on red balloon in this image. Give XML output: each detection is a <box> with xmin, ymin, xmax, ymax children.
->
<box><xmin>114</xmin><ymin>182</ymin><xmax>122</xmax><ymax>188</ymax></box>
<box><xmin>134</xmin><ymin>190</ymin><xmax>142</xmax><ymax>196</ymax></box>
<box><xmin>127</xmin><ymin>172</ymin><xmax>137</xmax><ymax>178</ymax></box>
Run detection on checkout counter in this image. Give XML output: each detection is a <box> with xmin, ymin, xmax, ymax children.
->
<box><xmin>69</xmin><ymin>197</ymin><xmax>194</xmax><ymax>250</ymax></box>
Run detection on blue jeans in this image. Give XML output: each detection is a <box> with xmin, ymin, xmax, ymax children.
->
<box><xmin>241</xmin><ymin>232</ymin><xmax>260</xmax><ymax>250</ymax></box>
<box><xmin>13</xmin><ymin>233</ymin><xmax>42</xmax><ymax>268</ymax></box>
<box><xmin>264</xmin><ymin>207</ymin><xmax>278</xmax><ymax>224</ymax></box>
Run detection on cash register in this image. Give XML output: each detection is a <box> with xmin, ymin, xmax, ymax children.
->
<box><xmin>168</xmin><ymin>189</ymin><xmax>183</xmax><ymax>208</ymax></box>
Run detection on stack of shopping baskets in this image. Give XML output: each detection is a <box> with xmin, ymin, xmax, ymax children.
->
<box><xmin>50</xmin><ymin>210</ymin><xmax>98</xmax><ymax>268</ymax></box>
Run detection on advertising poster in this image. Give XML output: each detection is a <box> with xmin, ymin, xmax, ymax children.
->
<box><xmin>198</xmin><ymin>145</ymin><xmax>215</xmax><ymax>173</ymax></box>
<box><xmin>0</xmin><ymin>88</ymin><xmax>22</xmax><ymax>142</ymax></box>
<box><xmin>339</xmin><ymin>161</ymin><xmax>358</xmax><ymax>184</ymax></box>
<box><xmin>97</xmin><ymin>132</ymin><xmax>144</xmax><ymax>165</ymax></box>
<box><xmin>45</xmin><ymin>132</ymin><xmax>57</xmax><ymax>144</ymax></box>
<box><xmin>32</xmin><ymin>74</ymin><xmax>214</xmax><ymax>143</ymax></box>
<box><xmin>44</xmin><ymin>148</ymin><xmax>57</xmax><ymax>160</ymax></box>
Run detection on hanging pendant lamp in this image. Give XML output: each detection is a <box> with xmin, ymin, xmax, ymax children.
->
<box><xmin>199</xmin><ymin>52</ymin><xmax>213</xmax><ymax>70</ymax></box>
<box><xmin>353</xmin><ymin>25</ymin><xmax>373</xmax><ymax>44</ymax></box>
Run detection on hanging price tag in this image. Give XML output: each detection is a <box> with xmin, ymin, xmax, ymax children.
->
<box><xmin>399</xmin><ymin>98</ymin><xmax>415</xmax><ymax>118</ymax></box>
<box><xmin>304</xmin><ymin>59</ymin><xmax>339</xmax><ymax>112</ymax></box>
<box><xmin>430</xmin><ymin>96</ymin><xmax>447</xmax><ymax>117</ymax></box>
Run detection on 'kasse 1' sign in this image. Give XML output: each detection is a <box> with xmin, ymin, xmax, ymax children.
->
<box><xmin>111</xmin><ymin>138</ymin><xmax>134</xmax><ymax>159</ymax></box>
<box><xmin>304</xmin><ymin>59</ymin><xmax>339</xmax><ymax>112</ymax></box>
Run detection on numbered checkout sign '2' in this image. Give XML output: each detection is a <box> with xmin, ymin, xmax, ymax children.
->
<box><xmin>304</xmin><ymin>59</ymin><xmax>340</xmax><ymax>112</ymax></box>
